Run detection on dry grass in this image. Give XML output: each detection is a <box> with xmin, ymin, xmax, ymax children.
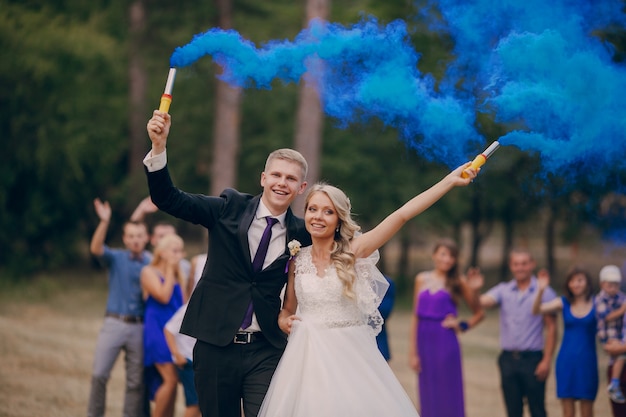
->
<box><xmin>386</xmin><ymin>309</ymin><xmax>612</xmax><ymax>417</ymax></box>
<box><xmin>0</xmin><ymin>271</ymin><xmax>616</xmax><ymax>417</ymax></box>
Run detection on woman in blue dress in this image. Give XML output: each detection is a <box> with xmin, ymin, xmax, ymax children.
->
<box><xmin>532</xmin><ymin>266</ymin><xmax>598</xmax><ymax>417</ymax></box>
<box><xmin>141</xmin><ymin>233</ymin><xmax>185</xmax><ymax>417</ymax></box>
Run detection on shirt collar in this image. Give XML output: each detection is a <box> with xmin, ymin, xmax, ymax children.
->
<box><xmin>129</xmin><ymin>251</ymin><xmax>147</xmax><ymax>262</ymax></box>
<box><xmin>599</xmin><ymin>290</ymin><xmax>619</xmax><ymax>300</ymax></box>
<box><xmin>511</xmin><ymin>276</ymin><xmax>536</xmax><ymax>293</ymax></box>
<box><xmin>256</xmin><ymin>200</ymin><xmax>287</xmax><ymax>227</ymax></box>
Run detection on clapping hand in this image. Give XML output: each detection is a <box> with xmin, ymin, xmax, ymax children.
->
<box><xmin>130</xmin><ymin>196</ymin><xmax>158</xmax><ymax>222</ymax></box>
<box><xmin>537</xmin><ymin>269</ymin><xmax>550</xmax><ymax>290</ymax></box>
<box><xmin>466</xmin><ymin>267</ymin><xmax>484</xmax><ymax>291</ymax></box>
<box><xmin>441</xmin><ymin>314</ymin><xmax>462</xmax><ymax>332</ymax></box>
<box><xmin>93</xmin><ymin>198</ymin><xmax>111</xmax><ymax>223</ymax></box>
<box><xmin>531</xmin><ymin>268</ymin><xmax>551</xmax><ymax>316</ymax></box>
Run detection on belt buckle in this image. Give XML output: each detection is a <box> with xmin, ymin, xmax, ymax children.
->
<box><xmin>234</xmin><ymin>332</ymin><xmax>252</xmax><ymax>344</ymax></box>
<box><xmin>121</xmin><ymin>315</ymin><xmax>135</xmax><ymax>323</ymax></box>
<box><xmin>512</xmin><ymin>351</ymin><xmax>520</xmax><ymax>360</ymax></box>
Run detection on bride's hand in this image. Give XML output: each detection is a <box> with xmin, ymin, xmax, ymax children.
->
<box><xmin>448</xmin><ymin>162</ymin><xmax>477</xmax><ymax>186</ymax></box>
<box><xmin>278</xmin><ymin>314</ymin><xmax>300</xmax><ymax>335</ymax></box>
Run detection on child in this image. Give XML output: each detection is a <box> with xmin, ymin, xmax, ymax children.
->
<box><xmin>595</xmin><ymin>264</ymin><xmax>626</xmax><ymax>403</ymax></box>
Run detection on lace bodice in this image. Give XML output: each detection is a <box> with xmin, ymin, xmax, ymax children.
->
<box><xmin>294</xmin><ymin>246</ymin><xmax>388</xmax><ymax>334</ymax></box>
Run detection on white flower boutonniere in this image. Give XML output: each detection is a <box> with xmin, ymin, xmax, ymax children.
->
<box><xmin>288</xmin><ymin>239</ymin><xmax>301</xmax><ymax>257</ymax></box>
<box><xmin>285</xmin><ymin>239</ymin><xmax>302</xmax><ymax>272</ymax></box>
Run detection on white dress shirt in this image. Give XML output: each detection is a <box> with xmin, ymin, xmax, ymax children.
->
<box><xmin>143</xmin><ymin>149</ymin><xmax>287</xmax><ymax>333</ymax></box>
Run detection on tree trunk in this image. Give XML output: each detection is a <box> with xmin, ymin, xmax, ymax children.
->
<box><xmin>128</xmin><ymin>0</ymin><xmax>147</xmax><ymax>211</ymax></box>
<box><xmin>469</xmin><ymin>187</ymin><xmax>483</xmax><ymax>267</ymax></box>
<box><xmin>396</xmin><ymin>231</ymin><xmax>412</xmax><ymax>295</ymax></box>
<box><xmin>210</xmin><ymin>81</ymin><xmax>242</xmax><ymax>194</ymax></box>
<box><xmin>545</xmin><ymin>205</ymin><xmax>557</xmax><ymax>276</ymax></box>
<box><xmin>292</xmin><ymin>0</ymin><xmax>329</xmax><ymax>214</ymax></box>
<box><xmin>210</xmin><ymin>0</ymin><xmax>242</xmax><ymax>195</ymax></box>
<box><xmin>500</xmin><ymin>205</ymin><xmax>515</xmax><ymax>282</ymax></box>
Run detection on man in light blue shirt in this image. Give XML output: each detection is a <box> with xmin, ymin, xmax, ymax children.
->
<box><xmin>480</xmin><ymin>248</ymin><xmax>557</xmax><ymax>417</ymax></box>
<box><xmin>88</xmin><ymin>198</ymin><xmax>151</xmax><ymax>417</ymax></box>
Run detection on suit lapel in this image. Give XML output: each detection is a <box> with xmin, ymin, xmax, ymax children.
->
<box><xmin>239</xmin><ymin>195</ymin><xmax>260</xmax><ymax>267</ymax></box>
<box><xmin>283</xmin><ymin>208</ymin><xmax>297</xmax><ymax>254</ymax></box>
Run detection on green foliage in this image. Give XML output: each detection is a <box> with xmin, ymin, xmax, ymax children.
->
<box><xmin>0</xmin><ymin>1</ymin><xmax>127</xmax><ymax>273</ymax></box>
<box><xmin>3</xmin><ymin>0</ymin><xmax>626</xmax><ymax>279</ymax></box>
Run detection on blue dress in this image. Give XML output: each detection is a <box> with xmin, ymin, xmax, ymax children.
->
<box><xmin>143</xmin><ymin>277</ymin><xmax>183</xmax><ymax>399</ymax></box>
<box><xmin>555</xmin><ymin>296</ymin><xmax>598</xmax><ymax>400</ymax></box>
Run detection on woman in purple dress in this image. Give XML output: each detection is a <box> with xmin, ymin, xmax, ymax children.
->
<box><xmin>141</xmin><ymin>234</ymin><xmax>185</xmax><ymax>417</ymax></box>
<box><xmin>409</xmin><ymin>239</ymin><xmax>484</xmax><ymax>417</ymax></box>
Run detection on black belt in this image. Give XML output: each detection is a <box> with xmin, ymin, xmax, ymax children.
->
<box><xmin>233</xmin><ymin>331</ymin><xmax>264</xmax><ymax>344</ymax></box>
<box><xmin>502</xmin><ymin>350</ymin><xmax>542</xmax><ymax>359</ymax></box>
<box><xmin>105</xmin><ymin>312</ymin><xmax>143</xmax><ymax>324</ymax></box>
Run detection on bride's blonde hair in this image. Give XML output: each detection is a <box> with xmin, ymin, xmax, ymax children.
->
<box><xmin>305</xmin><ymin>183</ymin><xmax>361</xmax><ymax>299</ymax></box>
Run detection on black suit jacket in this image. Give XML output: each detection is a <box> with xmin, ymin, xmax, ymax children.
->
<box><xmin>146</xmin><ymin>166</ymin><xmax>311</xmax><ymax>349</ymax></box>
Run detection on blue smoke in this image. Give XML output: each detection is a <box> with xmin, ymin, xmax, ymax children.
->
<box><xmin>170</xmin><ymin>18</ymin><xmax>482</xmax><ymax>166</ymax></box>
<box><xmin>420</xmin><ymin>0</ymin><xmax>626</xmax><ymax>176</ymax></box>
<box><xmin>170</xmin><ymin>2</ymin><xmax>626</xmax><ymax>175</ymax></box>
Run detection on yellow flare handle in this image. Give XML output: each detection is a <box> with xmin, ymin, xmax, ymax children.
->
<box><xmin>159</xmin><ymin>94</ymin><xmax>172</xmax><ymax>113</ymax></box>
<box><xmin>461</xmin><ymin>154</ymin><xmax>486</xmax><ymax>178</ymax></box>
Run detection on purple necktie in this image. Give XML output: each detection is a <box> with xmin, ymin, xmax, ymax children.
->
<box><xmin>241</xmin><ymin>216</ymin><xmax>279</xmax><ymax>329</ymax></box>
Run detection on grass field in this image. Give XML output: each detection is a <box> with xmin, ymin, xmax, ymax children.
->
<box><xmin>0</xmin><ymin>269</ymin><xmax>615</xmax><ymax>417</ymax></box>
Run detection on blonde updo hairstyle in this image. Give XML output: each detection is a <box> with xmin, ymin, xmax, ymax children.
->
<box><xmin>150</xmin><ymin>233</ymin><xmax>186</xmax><ymax>291</ymax></box>
<box><xmin>305</xmin><ymin>183</ymin><xmax>361</xmax><ymax>299</ymax></box>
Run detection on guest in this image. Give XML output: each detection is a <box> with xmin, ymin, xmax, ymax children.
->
<box><xmin>409</xmin><ymin>238</ymin><xmax>484</xmax><ymax>417</ymax></box>
<box><xmin>131</xmin><ymin>196</ymin><xmax>191</xmax><ymax>287</ymax></box>
<box><xmin>595</xmin><ymin>265</ymin><xmax>626</xmax><ymax>403</ymax></box>
<box><xmin>532</xmin><ymin>267</ymin><xmax>598</xmax><ymax>417</ymax></box>
<box><xmin>87</xmin><ymin>198</ymin><xmax>151</xmax><ymax>417</ymax></box>
<box><xmin>141</xmin><ymin>234</ymin><xmax>185</xmax><ymax>417</ymax></box>
<box><xmin>187</xmin><ymin>252</ymin><xmax>207</xmax><ymax>298</ymax></box>
<box><xmin>132</xmin><ymin>196</ymin><xmax>197</xmax><ymax>417</ymax></box>
<box><xmin>479</xmin><ymin>248</ymin><xmax>557</xmax><ymax>417</ymax></box>
<box><xmin>164</xmin><ymin>302</ymin><xmax>201</xmax><ymax>417</ymax></box>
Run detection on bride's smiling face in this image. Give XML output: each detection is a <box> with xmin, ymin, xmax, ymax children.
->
<box><xmin>305</xmin><ymin>192</ymin><xmax>338</xmax><ymax>239</ymax></box>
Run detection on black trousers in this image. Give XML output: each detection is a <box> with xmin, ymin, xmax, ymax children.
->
<box><xmin>498</xmin><ymin>350</ymin><xmax>546</xmax><ymax>417</ymax></box>
<box><xmin>193</xmin><ymin>337</ymin><xmax>284</xmax><ymax>417</ymax></box>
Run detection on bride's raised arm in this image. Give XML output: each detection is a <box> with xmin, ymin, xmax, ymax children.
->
<box><xmin>351</xmin><ymin>163</ymin><xmax>476</xmax><ymax>259</ymax></box>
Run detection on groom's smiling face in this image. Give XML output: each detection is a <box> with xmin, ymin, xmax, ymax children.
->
<box><xmin>260</xmin><ymin>159</ymin><xmax>307</xmax><ymax>215</ymax></box>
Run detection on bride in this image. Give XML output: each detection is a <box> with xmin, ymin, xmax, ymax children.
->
<box><xmin>257</xmin><ymin>163</ymin><xmax>477</xmax><ymax>417</ymax></box>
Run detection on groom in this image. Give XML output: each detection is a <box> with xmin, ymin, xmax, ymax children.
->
<box><xmin>145</xmin><ymin>110</ymin><xmax>311</xmax><ymax>417</ymax></box>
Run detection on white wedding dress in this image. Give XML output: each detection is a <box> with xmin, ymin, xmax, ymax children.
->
<box><xmin>258</xmin><ymin>246</ymin><xmax>420</xmax><ymax>417</ymax></box>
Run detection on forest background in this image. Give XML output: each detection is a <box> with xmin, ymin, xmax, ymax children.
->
<box><xmin>3</xmin><ymin>0</ymin><xmax>626</xmax><ymax>298</ymax></box>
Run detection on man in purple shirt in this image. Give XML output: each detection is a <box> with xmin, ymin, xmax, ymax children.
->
<box><xmin>480</xmin><ymin>248</ymin><xmax>557</xmax><ymax>417</ymax></box>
